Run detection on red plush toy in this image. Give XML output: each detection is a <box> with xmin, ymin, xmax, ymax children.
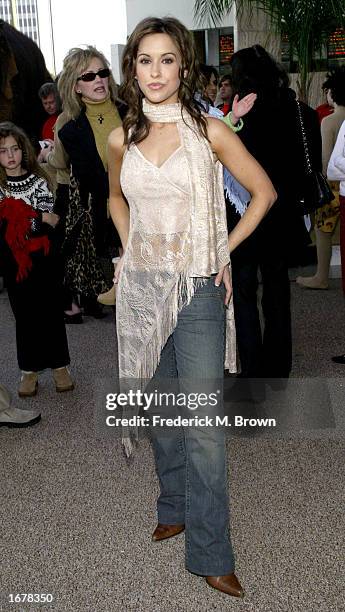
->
<box><xmin>0</xmin><ymin>196</ymin><xmax>50</xmax><ymax>281</ymax></box>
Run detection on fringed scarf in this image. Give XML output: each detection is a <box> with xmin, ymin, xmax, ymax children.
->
<box><xmin>0</xmin><ymin>196</ymin><xmax>49</xmax><ymax>281</ymax></box>
<box><xmin>117</xmin><ymin>100</ymin><xmax>237</xmax><ymax>456</ymax></box>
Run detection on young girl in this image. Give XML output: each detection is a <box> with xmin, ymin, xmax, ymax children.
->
<box><xmin>0</xmin><ymin>121</ymin><xmax>73</xmax><ymax>397</ymax></box>
<box><xmin>108</xmin><ymin>18</ymin><xmax>276</xmax><ymax>598</ymax></box>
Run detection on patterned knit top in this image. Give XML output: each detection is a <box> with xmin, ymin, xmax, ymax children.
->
<box><xmin>0</xmin><ymin>172</ymin><xmax>54</xmax><ymax>211</ymax></box>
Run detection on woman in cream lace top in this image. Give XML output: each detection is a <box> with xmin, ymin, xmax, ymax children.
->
<box><xmin>108</xmin><ymin>17</ymin><xmax>276</xmax><ymax>599</ymax></box>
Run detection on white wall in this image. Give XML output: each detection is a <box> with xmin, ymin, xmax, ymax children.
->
<box><xmin>37</xmin><ymin>0</ymin><xmax>128</xmax><ymax>76</ymax></box>
<box><xmin>35</xmin><ymin>0</ymin><xmax>234</xmax><ymax>81</ymax></box>
<box><xmin>111</xmin><ymin>44</ymin><xmax>126</xmax><ymax>84</ymax></box>
<box><xmin>36</xmin><ymin>0</ymin><xmax>55</xmax><ymax>76</ymax></box>
<box><xmin>126</xmin><ymin>0</ymin><xmax>234</xmax><ymax>34</ymax></box>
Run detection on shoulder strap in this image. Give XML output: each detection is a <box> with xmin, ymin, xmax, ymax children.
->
<box><xmin>296</xmin><ymin>100</ymin><xmax>312</xmax><ymax>174</ymax></box>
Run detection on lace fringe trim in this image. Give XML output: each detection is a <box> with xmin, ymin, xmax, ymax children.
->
<box><xmin>122</xmin><ymin>272</ymin><xmax>206</xmax><ymax>457</ymax></box>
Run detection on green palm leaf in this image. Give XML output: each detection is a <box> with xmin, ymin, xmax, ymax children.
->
<box><xmin>194</xmin><ymin>0</ymin><xmax>345</xmax><ymax>100</ymax></box>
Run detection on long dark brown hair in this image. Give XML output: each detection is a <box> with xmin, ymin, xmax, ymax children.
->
<box><xmin>0</xmin><ymin>121</ymin><xmax>52</xmax><ymax>190</ymax></box>
<box><xmin>120</xmin><ymin>17</ymin><xmax>208</xmax><ymax>145</ymax></box>
<box><xmin>230</xmin><ymin>45</ymin><xmax>289</xmax><ymax>103</ymax></box>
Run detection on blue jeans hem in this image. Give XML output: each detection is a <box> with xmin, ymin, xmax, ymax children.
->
<box><xmin>157</xmin><ymin>515</ymin><xmax>185</xmax><ymax>524</ymax></box>
<box><xmin>186</xmin><ymin>562</ymin><xmax>235</xmax><ymax>576</ymax></box>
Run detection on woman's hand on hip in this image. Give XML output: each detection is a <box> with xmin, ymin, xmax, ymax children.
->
<box><xmin>214</xmin><ymin>265</ymin><xmax>232</xmax><ymax>306</ymax></box>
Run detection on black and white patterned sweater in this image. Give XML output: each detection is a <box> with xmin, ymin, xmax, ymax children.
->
<box><xmin>0</xmin><ymin>172</ymin><xmax>54</xmax><ymax>212</ymax></box>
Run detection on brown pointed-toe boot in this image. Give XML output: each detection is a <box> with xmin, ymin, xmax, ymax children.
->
<box><xmin>206</xmin><ymin>573</ymin><xmax>244</xmax><ymax>598</ymax></box>
<box><xmin>152</xmin><ymin>523</ymin><xmax>185</xmax><ymax>542</ymax></box>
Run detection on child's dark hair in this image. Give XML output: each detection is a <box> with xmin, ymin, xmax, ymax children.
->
<box><xmin>322</xmin><ymin>67</ymin><xmax>345</xmax><ymax>106</ymax></box>
<box><xmin>0</xmin><ymin>121</ymin><xmax>52</xmax><ymax>190</ymax></box>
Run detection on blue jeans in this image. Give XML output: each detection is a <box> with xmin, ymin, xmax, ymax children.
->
<box><xmin>150</xmin><ymin>277</ymin><xmax>235</xmax><ymax>575</ymax></box>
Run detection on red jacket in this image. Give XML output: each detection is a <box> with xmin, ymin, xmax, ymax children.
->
<box><xmin>41</xmin><ymin>114</ymin><xmax>58</xmax><ymax>140</ymax></box>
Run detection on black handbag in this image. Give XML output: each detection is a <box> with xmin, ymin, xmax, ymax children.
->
<box><xmin>296</xmin><ymin>100</ymin><xmax>334</xmax><ymax>215</ymax></box>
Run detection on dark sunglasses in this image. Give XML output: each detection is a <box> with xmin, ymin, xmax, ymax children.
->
<box><xmin>77</xmin><ymin>67</ymin><xmax>110</xmax><ymax>82</ymax></box>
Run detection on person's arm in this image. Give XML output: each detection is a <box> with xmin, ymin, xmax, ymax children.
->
<box><xmin>334</xmin><ymin>153</ymin><xmax>345</xmax><ymax>175</ymax></box>
<box><xmin>321</xmin><ymin>116</ymin><xmax>335</xmax><ymax>174</ymax></box>
<box><xmin>327</xmin><ymin>121</ymin><xmax>345</xmax><ymax>181</ymax></box>
<box><xmin>207</xmin><ymin>116</ymin><xmax>277</xmax><ymax>254</ymax></box>
<box><xmin>30</xmin><ymin>179</ymin><xmax>59</xmax><ymax>231</ymax></box>
<box><xmin>225</xmin><ymin>93</ymin><xmax>257</xmax><ymax>130</ymax></box>
<box><xmin>107</xmin><ymin>126</ymin><xmax>129</xmax><ymax>250</ymax></box>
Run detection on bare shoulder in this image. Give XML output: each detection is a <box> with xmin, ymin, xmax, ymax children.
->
<box><xmin>108</xmin><ymin>126</ymin><xmax>126</xmax><ymax>153</ymax></box>
<box><xmin>320</xmin><ymin>113</ymin><xmax>336</xmax><ymax>135</ymax></box>
<box><xmin>205</xmin><ymin>115</ymin><xmax>237</xmax><ymax>148</ymax></box>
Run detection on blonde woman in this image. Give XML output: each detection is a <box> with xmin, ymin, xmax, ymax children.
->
<box><xmin>41</xmin><ymin>46</ymin><xmax>126</xmax><ymax>320</ymax></box>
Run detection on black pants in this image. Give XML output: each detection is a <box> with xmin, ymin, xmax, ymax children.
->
<box><xmin>6</xmin><ymin>250</ymin><xmax>70</xmax><ymax>372</ymax></box>
<box><xmin>230</xmin><ymin>216</ymin><xmax>292</xmax><ymax>379</ymax></box>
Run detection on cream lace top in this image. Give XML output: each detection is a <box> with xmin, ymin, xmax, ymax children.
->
<box><xmin>116</xmin><ymin>101</ymin><xmax>237</xmax><ymax>386</ymax></box>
